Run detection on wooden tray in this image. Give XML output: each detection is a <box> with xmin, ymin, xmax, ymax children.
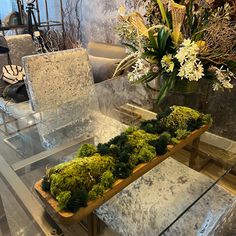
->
<box><xmin>35</xmin><ymin>124</ymin><xmax>210</xmax><ymax>222</ymax></box>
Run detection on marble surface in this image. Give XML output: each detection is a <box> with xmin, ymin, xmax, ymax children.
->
<box><xmin>164</xmin><ymin>185</ymin><xmax>236</xmax><ymax>236</ymax></box>
<box><xmin>96</xmin><ymin>158</ymin><xmax>236</xmax><ymax>236</ymax></box>
<box><xmin>23</xmin><ymin>48</ymin><xmax>94</xmax><ymax>111</ymax></box>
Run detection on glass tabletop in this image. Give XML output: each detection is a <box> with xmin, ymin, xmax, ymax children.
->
<box><xmin>0</xmin><ymin>86</ymin><xmax>235</xmax><ymax>236</ymax></box>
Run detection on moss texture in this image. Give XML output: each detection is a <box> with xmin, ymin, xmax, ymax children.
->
<box><xmin>41</xmin><ymin>106</ymin><xmax>211</xmax><ymax>213</ymax></box>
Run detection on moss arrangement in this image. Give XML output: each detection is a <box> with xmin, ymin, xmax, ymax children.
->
<box><xmin>41</xmin><ymin>106</ymin><xmax>211</xmax><ymax>213</ymax></box>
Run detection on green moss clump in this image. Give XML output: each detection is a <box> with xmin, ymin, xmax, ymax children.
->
<box><xmin>56</xmin><ymin>191</ymin><xmax>71</xmax><ymax>210</ymax></box>
<box><xmin>97</xmin><ymin>143</ymin><xmax>110</xmax><ymax>155</ymax></box>
<box><xmin>159</xmin><ymin>106</ymin><xmax>201</xmax><ymax>131</ymax></box>
<box><xmin>88</xmin><ymin>184</ymin><xmax>105</xmax><ymax>200</ymax></box>
<box><xmin>201</xmin><ymin>114</ymin><xmax>212</xmax><ymax>125</ymax></box>
<box><xmin>48</xmin><ymin>154</ymin><xmax>114</xmax><ymax>198</ymax></box>
<box><xmin>137</xmin><ymin>144</ymin><xmax>156</xmax><ymax>163</ymax></box>
<box><xmin>114</xmin><ymin>163</ymin><xmax>132</xmax><ymax>179</ymax></box>
<box><xmin>42</xmin><ymin>176</ymin><xmax>50</xmax><ymax>191</ymax></box>
<box><xmin>140</xmin><ymin>119</ymin><xmax>165</xmax><ymax>134</ymax></box>
<box><xmin>156</xmin><ymin>107</ymin><xmax>172</xmax><ymax>120</ymax></box>
<box><xmin>149</xmin><ymin>132</ymin><xmax>171</xmax><ymax>155</ymax></box>
<box><xmin>175</xmin><ymin>129</ymin><xmax>191</xmax><ymax>140</ymax></box>
<box><xmin>76</xmin><ymin>143</ymin><xmax>97</xmax><ymax>157</ymax></box>
<box><xmin>128</xmin><ymin>129</ymin><xmax>158</xmax><ymax>148</ymax></box>
<box><xmin>125</xmin><ymin>126</ymin><xmax>138</xmax><ymax>134</ymax></box>
<box><xmin>100</xmin><ymin>171</ymin><xmax>114</xmax><ymax>188</ymax></box>
<box><xmin>66</xmin><ymin>187</ymin><xmax>88</xmax><ymax>212</ymax></box>
<box><xmin>171</xmin><ymin>137</ymin><xmax>180</xmax><ymax>145</ymax></box>
<box><xmin>42</xmin><ymin>105</ymin><xmax>212</xmax><ymax>213</ymax></box>
<box><xmin>108</xmin><ymin>132</ymin><xmax>128</xmax><ymax>146</ymax></box>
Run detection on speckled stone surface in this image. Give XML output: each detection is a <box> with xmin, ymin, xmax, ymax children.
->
<box><xmin>96</xmin><ymin>158</ymin><xmax>236</xmax><ymax>236</ymax></box>
<box><xmin>0</xmin><ymin>34</ymin><xmax>36</xmax><ymax>71</ymax></box>
<box><xmin>23</xmin><ymin>48</ymin><xmax>94</xmax><ymax>111</ymax></box>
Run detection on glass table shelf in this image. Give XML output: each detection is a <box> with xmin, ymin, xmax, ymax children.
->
<box><xmin>0</xmin><ymin>95</ymin><xmax>235</xmax><ymax>236</ymax></box>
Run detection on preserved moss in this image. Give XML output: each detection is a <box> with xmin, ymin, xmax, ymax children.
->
<box><xmin>56</xmin><ymin>191</ymin><xmax>71</xmax><ymax>210</ymax></box>
<box><xmin>76</xmin><ymin>143</ymin><xmax>97</xmax><ymax>157</ymax></box>
<box><xmin>41</xmin><ymin>105</ymin><xmax>212</xmax><ymax>213</ymax></box>
<box><xmin>100</xmin><ymin>171</ymin><xmax>114</xmax><ymax>188</ymax></box>
<box><xmin>66</xmin><ymin>187</ymin><xmax>88</xmax><ymax>212</ymax></box>
<box><xmin>88</xmin><ymin>184</ymin><xmax>105</xmax><ymax>200</ymax></box>
<box><xmin>159</xmin><ymin>106</ymin><xmax>201</xmax><ymax>131</ymax></box>
<box><xmin>47</xmin><ymin>154</ymin><xmax>115</xmax><ymax>198</ymax></box>
<box><xmin>175</xmin><ymin>129</ymin><xmax>191</xmax><ymax>140</ymax></box>
<box><xmin>149</xmin><ymin>132</ymin><xmax>171</xmax><ymax>155</ymax></box>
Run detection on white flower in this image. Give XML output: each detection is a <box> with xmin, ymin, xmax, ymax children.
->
<box><xmin>175</xmin><ymin>39</ymin><xmax>204</xmax><ymax>81</ymax></box>
<box><xmin>175</xmin><ymin>39</ymin><xmax>199</xmax><ymax>65</ymax></box>
<box><xmin>212</xmin><ymin>83</ymin><xmax>221</xmax><ymax>91</ymax></box>
<box><xmin>128</xmin><ymin>59</ymin><xmax>150</xmax><ymax>83</ymax></box>
<box><xmin>210</xmin><ymin>66</ymin><xmax>235</xmax><ymax>90</ymax></box>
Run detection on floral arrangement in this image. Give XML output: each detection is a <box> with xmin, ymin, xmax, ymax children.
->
<box><xmin>41</xmin><ymin>106</ymin><xmax>211</xmax><ymax>213</ymax></box>
<box><xmin>114</xmin><ymin>0</ymin><xmax>236</xmax><ymax>104</ymax></box>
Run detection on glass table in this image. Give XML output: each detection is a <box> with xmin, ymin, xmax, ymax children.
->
<box><xmin>0</xmin><ymin>93</ymin><xmax>235</xmax><ymax>236</ymax></box>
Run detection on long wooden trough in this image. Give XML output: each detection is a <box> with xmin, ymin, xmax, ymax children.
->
<box><xmin>35</xmin><ymin>124</ymin><xmax>210</xmax><ymax>222</ymax></box>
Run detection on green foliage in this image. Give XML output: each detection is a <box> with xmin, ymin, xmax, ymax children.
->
<box><xmin>140</xmin><ymin>119</ymin><xmax>164</xmax><ymax>134</ymax></box>
<box><xmin>137</xmin><ymin>145</ymin><xmax>156</xmax><ymax>163</ymax></box>
<box><xmin>76</xmin><ymin>143</ymin><xmax>97</xmax><ymax>157</ymax></box>
<box><xmin>41</xmin><ymin>176</ymin><xmax>50</xmax><ymax>192</ymax></box>
<box><xmin>100</xmin><ymin>171</ymin><xmax>114</xmax><ymax>188</ymax></box>
<box><xmin>88</xmin><ymin>184</ymin><xmax>105</xmax><ymax>200</ymax></box>
<box><xmin>149</xmin><ymin>132</ymin><xmax>171</xmax><ymax>155</ymax></box>
<box><xmin>43</xmin><ymin>105</ymin><xmax>212</xmax><ymax>213</ymax></box>
<box><xmin>108</xmin><ymin>132</ymin><xmax>128</xmax><ymax>146</ymax></box>
<box><xmin>97</xmin><ymin>143</ymin><xmax>110</xmax><ymax>156</ymax></box>
<box><xmin>171</xmin><ymin>137</ymin><xmax>180</xmax><ymax>145</ymax></box>
<box><xmin>48</xmin><ymin>154</ymin><xmax>115</xmax><ymax>198</ymax></box>
<box><xmin>56</xmin><ymin>191</ymin><xmax>71</xmax><ymax>210</ymax></box>
<box><xmin>114</xmin><ymin>163</ymin><xmax>132</xmax><ymax>179</ymax></box>
<box><xmin>175</xmin><ymin>129</ymin><xmax>191</xmax><ymax>140</ymax></box>
<box><xmin>157</xmin><ymin>27</ymin><xmax>171</xmax><ymax>56</ymax></box>
<box><xmin>201</xmin><ymin>114</ymin><xmax>212</xmax><ymax>125</ymax></box>
<box><xmin>125</xmin><ymin>126</ymin><xmax>138</xmax><ymax>134</ymax></box>
<box><xmin>187</xmin><ymin>114</ymin><xmax>212</xmax><ymax>131</ymax></box>
<box><xmin>66</xmin><ymin>187</ymin><xmax>88</xmax><ymax>212</ymax></box>
<box><xmin>159</xmin><ymin>106</ymin><xmax>201</xmax><ymax>131</ymax></box>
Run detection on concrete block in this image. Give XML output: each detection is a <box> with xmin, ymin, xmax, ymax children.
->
<box><xmin>23</xmin><ymin>48</ymin><xmax>94</xmax><ymax>111</ymax></box>
<box><xmin>0</xmin><ymin>34</ymin><xmax>35</xmax><ymax>71</ymax></box>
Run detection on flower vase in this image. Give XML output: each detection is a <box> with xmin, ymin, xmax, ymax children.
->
<box><xmin>171</xmin><ymin>79</ymin><xmax>199</xmax><ymax>94</ymax></box>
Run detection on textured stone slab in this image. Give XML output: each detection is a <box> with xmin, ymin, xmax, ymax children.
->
<box><xmin>96</xmin><ymin>158</ymin><xmax>236</xmax><ymax>236</ymax></box>
<box><xmin>0</xmin><ymin>34</ymin><xmax>35</xmax><ymax>71</ymax></box>
<box><xmin>23</xmin><ymin>48</ymin><xmax>94</xmax><ymax>111</ymax></box>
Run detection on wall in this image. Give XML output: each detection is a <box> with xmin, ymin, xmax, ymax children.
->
<box><xmin>78</xmin><ymin>0</ymin><xmax>145</xmax><ymax>46</ymax></box>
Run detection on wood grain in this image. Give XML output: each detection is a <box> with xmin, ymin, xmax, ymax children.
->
<box><xmin>35</xmin><ymin>124</ymin><xmax>210</xmax><ymax>222</ymax></box>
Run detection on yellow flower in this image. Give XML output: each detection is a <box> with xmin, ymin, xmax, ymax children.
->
<box><xmin>196</xmin><ymin>40</ymin><xmax>207</xmax><ymax>52</ymax></box>
<box><xmin>161</xmin><ymin>54</ymin><xmax>175</xmax><ymax>73</ymax></box>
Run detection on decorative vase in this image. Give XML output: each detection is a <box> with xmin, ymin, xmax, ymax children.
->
<box><xmin>171</xmin><ymin>79</ymin><xmax>199</xmax><ymax>94</ymax></box>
